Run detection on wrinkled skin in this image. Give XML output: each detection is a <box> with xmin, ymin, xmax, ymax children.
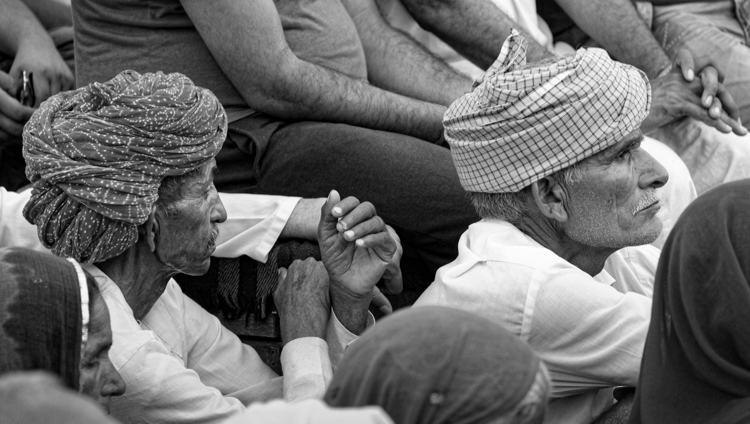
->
<box><xmin>563</xmin><ymin>130</ymin><xmax>669</xmax><ymax>249</ymax></box>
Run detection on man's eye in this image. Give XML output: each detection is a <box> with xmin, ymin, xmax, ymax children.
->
<box><xmin>617</xmin><ymin>150</ymin><xmax>631</xmax><ymax>161</ymax></box>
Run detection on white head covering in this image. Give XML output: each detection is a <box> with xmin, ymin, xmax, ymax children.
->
<box><xmin>445</xmin><ymin>30</ymin><xmax>651</xmax><ymax>193</ymax></box>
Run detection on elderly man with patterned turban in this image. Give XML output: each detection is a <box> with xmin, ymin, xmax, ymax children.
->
<box><xmin>415</xmin><ymin>31</ymin><xmax>680</xmax><ymax>424</ymax></box>
<box><xmin>20</xmin><ymin>70</ymin><xmax>400</xmax><ymax>424</ymax></box>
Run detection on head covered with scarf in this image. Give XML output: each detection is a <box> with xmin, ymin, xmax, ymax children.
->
<box><xmin>324</xmin><ymin>306</ymin><xmax>550</xmax><ymax>424</ymax></box>
<box><xmin>444</xmin><ymin>30</ymin><xmax>651</xmax><ymax>194</ymax></box>
<box><xmin>629</xmin><ymin>180</ymin><xmax>750</xmax><ymax>424</ymax></box>
<box><xmin>0</xmin><ymin>248</ymin><xmax>93</xmax><ymax>390</ymax></box>
<box><xmin>23</xmin><ymin>70</ymin><xmax>226</xmax><ymax>263</ymax></box>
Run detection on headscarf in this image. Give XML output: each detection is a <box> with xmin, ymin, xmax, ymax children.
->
<box><xmin>444</xmin><ymin>30</ymin><xmax>651</xmax><ymax>193</ymax></box>
<box><xmin>324</xmin><ymin>306</ymin><xmax>548</xmax><ymax>424</ymax></box>
<box><xmin>0</xmin><ymin>247</ymin><xmax>94</xmax><ymax>391</ymax></box>
<box><xmin>629</xmin><ymin>180</ymin><xmax>750</xmax><ymax>424</ymax></box>
<box><xmin>23</xmin><ymin>70</ymin><xmax>226</xmax><ymax>263</ymax></box>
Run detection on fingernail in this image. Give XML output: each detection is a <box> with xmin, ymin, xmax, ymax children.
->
<box><xmin>345</xmin><ymin>230</ymin><xmax>355</xmax><ymax>239</ymax></box>
<box><xmin>704</xmin><ymin>96</ymin><xmax>712</xmax><ymax>107</ymax></box>
<box><xmin>687</xmin><ymin>69</ymin><xmax>694</xmax><ymax>81</ymax></box>
<box><xmin>355</xmin><ymin>239</ymin><xmax>365</xmax><ymax>247</ymax></box>
<box><xmin>339</xmin><ymin>221</ymin><xmax>347</xmax><ymax>230</ymax></box>
<box><xmin>332</xmin><ymin>206</ymin><xmax>342</xmax><ymax>215</ymax></box>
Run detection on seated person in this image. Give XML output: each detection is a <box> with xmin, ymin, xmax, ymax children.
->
<box><xmin>0</xmin><ymin>0</ymin><xmax>75</xmax><ymax>189</ymax></box>
<box><xmin>0</xmin><ymin>372</ymin><xmax>120</xmax><ymax>424</ymax></box>
<box><xmin>324</xmin><ymin>306</ymin><xmax>551</xmax><ymax>424</ymax></box>
<box><xmin>630</xmin><ymin>180</ymin><xmax>750</xmax><ymax>424</ymax></box>
<box><xmin>0</xmin><ymin>247</ymin><xmax>125</xmax><ymax>412</ymax></box>
<box><xmin>71</xmin><ymin>0</ymin><xmax>480</xmax><ymax>277</ymax></box>
<box><xmin>415</xmin><ymin>32</ymin><xmax>666</xmax><ymax>423</ymax></box>
<box><xmin>20</xmin><ymin>70</ymin><xmax>399</xmax><ymax>423</ymax></box>
<box><xmin>382</xmin><ymin>0</ymin><xmax>749</xmax><ymax>195</ymax></box>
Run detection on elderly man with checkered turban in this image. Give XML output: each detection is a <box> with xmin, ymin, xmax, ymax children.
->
<box><xmin>415</xmin><ymin>31</ymin><xmax>689</xmax><ymax>424</ymax></box>
<box><xmin>18</xmin><ymin>70</ymin><xmax>399</xmax><ymax>424</ymax></box>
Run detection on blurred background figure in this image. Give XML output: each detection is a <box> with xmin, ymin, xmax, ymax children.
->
<box><xmin>630</xmin><ymin>180</ymin><xmax>750</xmax><ymax>424</ymax></box>
<box><xmin>325</xmin><ymin>306</ymin><xmax>550</xmax><ymax>424</ymax></box>
<box><xmin>0</xmin><ymin>247</ymin><xmax>125</xmax><ymax>412</ymax></box>
<box><xmin>0</xmin><ymin>371</ymin><xmax>120</xmax><ymax>424</ymax></box>
<box><xmin>0</xmin><ymin>0</ymin><xmax>74</xmax><ymax>190</ymax></box>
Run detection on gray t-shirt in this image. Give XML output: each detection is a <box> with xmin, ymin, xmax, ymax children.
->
<box><xmin>72</xmin><ymin>0</ymin><xmax>368</xmax><ymax>120</ymax></box>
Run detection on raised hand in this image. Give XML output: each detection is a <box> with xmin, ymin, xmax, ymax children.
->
<box><xmin>318</xmin><ymin>190</ymin><xmax>398</xmax><ymax>334</ymax></box>
<box><xmin>9</xmin><ymin>34</ymin><xmax>74</xmax><ymax>107</ymax></box>
<box><xmin>273</xmin><ymin>258</ymin><xmax>331</xmax><ymax>346</ymax></box>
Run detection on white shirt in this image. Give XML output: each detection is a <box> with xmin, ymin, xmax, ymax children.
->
<box><xmin>223</xmin><ymin>399</ymin><xmax>393</xmax><ymax>424</ymax></box>
<box><xmin>0</xmin><ymin>188</ymin><xmax>301</xmax><ymax>261</ymax></box>
<box><xmin>0</xmin><ymin>188</ymin><xmax>372</xmax><ymax>423</ymax></box>
<box><xmin>414</xmin><ymin>219</ymin><xmax>660</xmax><ymax>424</ymax></box>
<box><xmin>88</xmin><ymin>266</ymin><xmax>368</xmax><ymax>424</ymax></box>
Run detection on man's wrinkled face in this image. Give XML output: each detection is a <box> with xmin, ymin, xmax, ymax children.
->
<box><xmin>156</xmin><ymin>159</ymin><xmax>227</xmax><ymax>275</ymax></box>
<box><xmin>562</xmin><ymin>130</ymin><xmax>668</xmax><ymax>248</ymax></box>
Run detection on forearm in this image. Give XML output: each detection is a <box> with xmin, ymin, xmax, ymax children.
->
<box><xmin>344</xmin><ymin>0</ymin><xmax>472</xmax><ymax>106</ymax></box>
<box><xmin>183</xmin><ymin>0</ymin><xmax>446</xmax><ymax>143</ymax></box>
<box><xmin>330</xmin><ymin>283</ymin><xmax>372</xmax><ymax>336</ymax></box>
<box><xmin>0</xmin><ymin>0</ymin><xmax>53</xmax><ymax>56</ymax></box>
<box><xmin>392</xmin><ymin>0</ymin><xmax>554</xmax><ymax>70</ymax></box>
<box><xmin>280</xmin><ymin>198</ymin><xmax>325</xmax><ymax>241</ymax></box>
<box><xmin>555</xmin><ymin>0</ymin><xmax>670</xmax><ymax>78</ymax></box>
<box><xmin>20</xmin><ymin>0</ymin><xmax>72</xmax><ymax>29</ymax></box>
<box><xmin>256</xmin><ymin>55</ymin><xmax>447</xmax><ymax>142</ymax></box>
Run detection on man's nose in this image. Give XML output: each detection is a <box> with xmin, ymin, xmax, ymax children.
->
<box><xmin>103</xmin><ymin>365</ymin><xmax>127</xmax><ymax>398</ymax></box>
<box><xmin>637</xmin><ymin>149</ymin><xmax>669</xmax><ymax>189</ymax></box>
<box><xmin>211</xmin><ymin>194</ymin><xmax>228</xmax><ymax>224</ymax></box>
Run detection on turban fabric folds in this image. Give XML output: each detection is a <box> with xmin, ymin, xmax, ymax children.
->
<box><xmin>445</xmin><ymin>30</ymin><xmax>651</xmax><ymax>193</ymax></box>
<box><xmin>0</xmin><ymin>248</ymin><xmax>91</xmax><ymax>391</ymax></box>
<box><xmin>324</xmin><ymin>306</ymin><xmax>545</xmax><ymax>424</ymax></box>
<box><xmin>629</xmin><ymin>180</ymin><xmax>750</xmax><ymax>424</ymax></box>
<box><xmin>23</xmin><ymin>70</ymin><xmax>226</xmax><ymax>263</ymax></box>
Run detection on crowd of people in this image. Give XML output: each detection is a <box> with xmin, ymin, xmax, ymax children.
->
<box><xmin>0</xmin><ymin>0</ymin><xmax>749</xmax><ymax>423</ymax></box>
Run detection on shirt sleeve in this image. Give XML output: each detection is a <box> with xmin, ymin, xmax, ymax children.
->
<box><xmin>0</xmin><ymin>188</ymin><xmax>46</xmax><ymax>251</ymax></box>
<box><xmin>527</xmin><ymin>267</ymin><xmax>651</xmax><ymax>397</ymax></box>
<box><xmin>326</xmin><ymin>309</ymin><xmax>375</xmax><ymax>370</ymax></box>
<box><xmin>213</xmin><ymin>193</ymin><xmax>301</xmax><ymax>262</ymax></box>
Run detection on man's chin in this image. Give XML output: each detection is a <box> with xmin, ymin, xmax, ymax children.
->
<box><xmin>180</xmin><ymin>257</ymin><xmax>212</xmax><ymax>276</ymax></box>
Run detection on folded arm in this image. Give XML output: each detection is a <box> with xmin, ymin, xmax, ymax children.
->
<box><xmin>180</xmin><ymin>0</ymin><xmax>447</xmax><ymax>143</ymax></box>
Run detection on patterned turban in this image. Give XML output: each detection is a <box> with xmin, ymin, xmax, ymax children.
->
<box><xmin>23</xmin><ymin>70</ymin><xmax>226</xmax><ymax>264</ymax></box>
<box><xmin>444</xmin><ymin>30</ymin><xmax>651</xmax><ymax>193</ymax></box>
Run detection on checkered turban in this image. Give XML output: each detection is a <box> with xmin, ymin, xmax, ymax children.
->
<box><xmin>444</xmin><ymin>30</ymin><xmax>651</xmax><ymax>193</ymax></box>
<box><xmin>22</xmin><ymin>70</ymin><xmax>226</xmax><ymax>264</ymax></box>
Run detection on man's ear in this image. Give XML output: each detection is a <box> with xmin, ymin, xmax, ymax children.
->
<box><xmin>530</xmin><ymin>176</ymin><xmax>569</xmax><ymax>223</ymax></box>
<box><xmin>142</xmin><ymin>206</ymin><xmax>160</xmax><ymax>253</ymax></box>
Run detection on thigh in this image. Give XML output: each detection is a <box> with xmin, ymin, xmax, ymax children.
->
<box><xmin>653</xmin><ymin>2</ymin><xmax>750</xmax><ymax>122</ymax></box>
<box><xmin>253</xmin><ymin>121</ymin><xmax>479</xmax><ymax>271</ymax></box>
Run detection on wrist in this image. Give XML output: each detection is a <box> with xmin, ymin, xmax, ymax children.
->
<box><xmin>330</xmin><ymin>282</ymin><xmax>372</xmax><ymax>335</ymax></box>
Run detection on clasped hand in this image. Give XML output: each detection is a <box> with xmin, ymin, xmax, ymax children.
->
<box><xmin>643</xmin><ymin>49</ymin><xmax>746</xmax><ymax>136</ymax></box>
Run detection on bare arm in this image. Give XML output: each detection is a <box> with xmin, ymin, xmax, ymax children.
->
<box><xmin>554</xmin><ymin>0</ymin><xmax>671</xmax><ymax>79</ymax></box>
<box><xmin>280</xmin><ymin>198</ymin><xmax>326</xmax><ymax>241</ymax></box>
<box><xmin>19</xmin><ymin>0</ymin><xmax>71</xmax><ymax>29</ymax></box>
<box><xmin>180</xmin><ymin>0</ymin><xmax>447</xmax><ymax>143</ymax></box>
<box><xmin>341</xmin><ymin>0</ymin><xmax>472</xmax><ymax>106</ymax></box>
<box><xmin>389</xmin><ymin>0</ymin><xmax>554</xmax><ymax>70</ymax></box>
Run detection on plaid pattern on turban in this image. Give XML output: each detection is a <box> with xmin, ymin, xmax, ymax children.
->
<box><xmin>23</xmin><ymin>70</ymin><xmax>226</xmax><ymax>264</ymax></box>
<box><xmin>444</xmin><ymin>30</ymin><xmax>651</xmax><ymax>193</ymax></box>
